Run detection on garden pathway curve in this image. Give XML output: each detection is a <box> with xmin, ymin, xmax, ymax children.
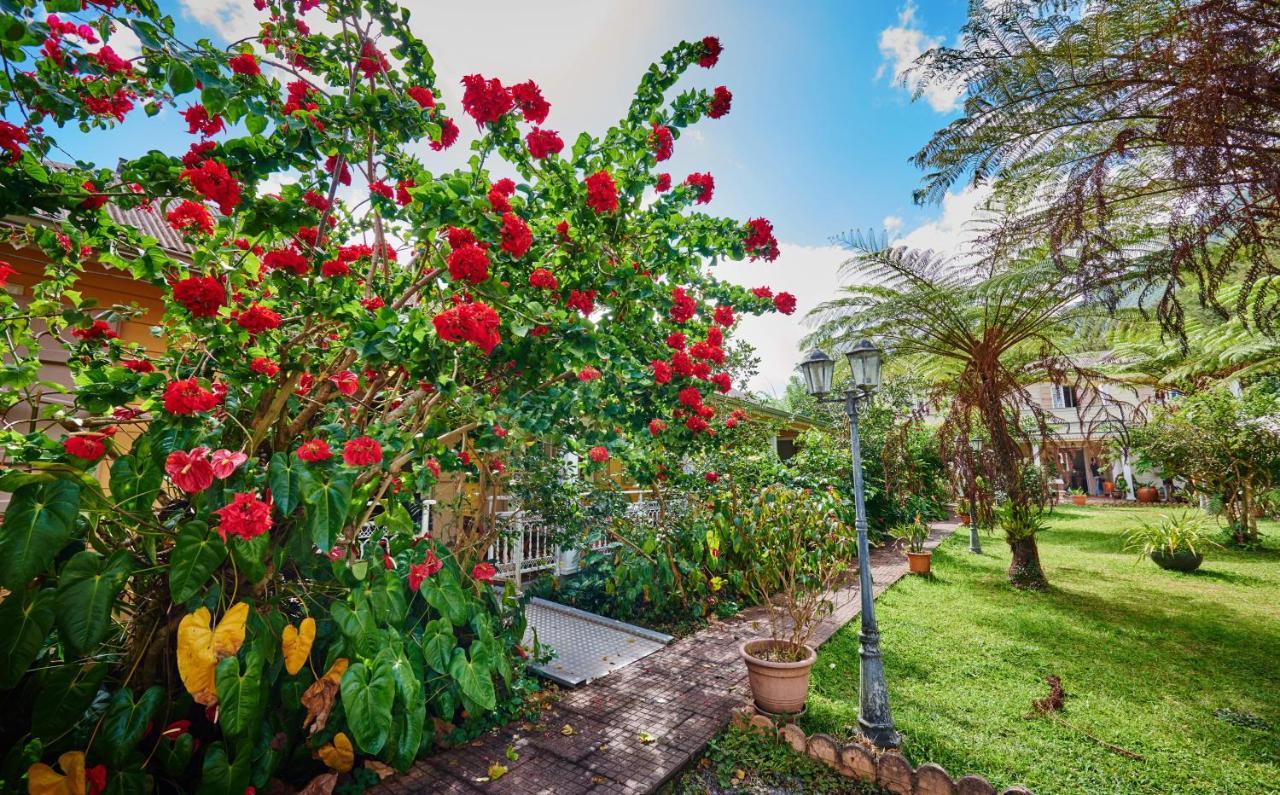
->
<box><xmin>371</xmin><ymin>522</ymin><xmax>959</xmax><ymax>795</ymax></box>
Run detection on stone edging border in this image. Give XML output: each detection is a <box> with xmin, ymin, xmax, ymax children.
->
<box><xmin>729</xmin><ymin>705</ymin><xmax>1034</xmax><ymax>795</ymax></box>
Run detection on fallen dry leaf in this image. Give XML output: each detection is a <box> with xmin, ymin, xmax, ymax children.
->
<box><xmin>317</xmin><ymin>732</ymin><xmax>354</xmax><ymax>773</ymax></box>
<box><xmin>560</xmin><ymin>724</ymin><xmax>578</xmax><ymax>736</ymax></box>
<box><xmin>637</xmin><ymin>731</ymin><xmax>655</xmax><ymax>744</ymax></box>
<box><xmin>363</xmin><ymin>760</ymin><xmax>395</xmax><ymax>780</ymax></box>
<box><xmin>487</xmin><ymin>762</ymin><xmax>508</xmax><ymax>780</ymax></box>
<box><xmin>297</xmin><ymin>772</ymin><xmax>337</xmax><ymax>795</ymax></box>
<box><xmin>301</xmin><ymin>658</ymin><xmax>349</xmax><ymax>735</ymax></box>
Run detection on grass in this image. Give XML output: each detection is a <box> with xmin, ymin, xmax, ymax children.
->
<box><xmin>671</xmin><ymin>727</ymin><xmax>870</xmax><ymax>794</ymax></box>
<box><xmin>801</xmin><ymin>505</ymin><xmax>1280</xmax><ymax>794</ymax></box>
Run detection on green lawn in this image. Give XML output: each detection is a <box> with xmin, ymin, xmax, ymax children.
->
<box><xmin>802</xmin><ymin>506</ymin><xmax>1280</xmax><ymax>795</ymax></box>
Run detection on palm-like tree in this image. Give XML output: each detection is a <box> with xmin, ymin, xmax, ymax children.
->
<box><xmin>805</xmin><ymin>235</ymin><xmax>1101</xmax><ymax>588</ymax></box>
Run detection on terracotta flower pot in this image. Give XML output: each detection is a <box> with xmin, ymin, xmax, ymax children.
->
<box><xmin>740</xmin><ymin>639</ymin><xmax>816</xmax><ymax>715</ymax></box>
<box><xmin>1136</xmin><ymin>486</ymin><xmax>1158</xmax><ymax>503</ymax></box>
<box><xmin>1103</xmin><ymin>481</ymin><xmax>1114</xmax><ymax>495</ymax></box>
<box><xmin>958</xmin><ymin>513</ymin><xmax>970</xmax><ymax>525</ymax></box>
<box><xmin>1071</xmin><ymin>494</ymin><xmax>1088</xmax><ymax>506</ymax></box>
<box><xmin>906</xmin><ymin>550</ymin><xmax>932</xmax><ymax>575</ymax></box>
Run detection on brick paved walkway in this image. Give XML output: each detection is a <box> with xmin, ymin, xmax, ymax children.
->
<box><xmin>372</xmin><ymin>524</ymin><xmax>959</xmax><ymax>795</ymax></box>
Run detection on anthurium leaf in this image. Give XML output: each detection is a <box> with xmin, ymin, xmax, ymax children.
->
<box><xmin>368</xmin><ymin>569</ymin><xmax>407</xmax><ymax>625</ymax></box>
<box><xmin>55</xmin><ymin>549</ymin><xmax>133</xmax><ymax>656</ymax></box>
<box><xmin>420</xmin><ymin>619</ymin><xmax>455</xmax><ymax>674</ymax></box>
<box><xmin>0</xmin><ymin>480</ymin><xmax>81</xmax><ymax>589</ymax></box>
<box><xmin>386</xmin><ymin>692</ymin><xmax>426</xmax><ymax>771</ymax></box>
<box><xmin>0</xmin><ymin>586</ymin><xmax>56</xmax><ymax>689</ymax></box>
<box><xmin>33</xmin><ymin>661</ymin><xmax>111</xmax><ymax>740</ymax></box>
<box><xmin>423</xmin><ymin>570</ymin><xmax>472</xmax><ymax>626</ymax></box>
<box><xmin>157</xmin><ymin>732</ymin><xmax>195</xmax><ymax>778</ymax></box>
<box><xmin>267</xmin><ymin>452</ymin><xmax>303</xmax><ymax>516</ymax></box>
<box><xmin>102</xmin><ymin>767</ymin><xmax>152</xmax><ymax>795</ymax></box>
<box><xmin>229</xmin><ymin>532</ymin><xmax>269</xmax><ymax>584</ymax></box>
<box><xmin>169</xmin><ymin>522</ymin><xmax>227</xmax><ymax>603</ymax></box>
<box><xmin>447</xmin><ymin>647</ymin><xmax>496</xmax><ymax>711</ymax></box>
<box><xmin>100</xmin><ymin>685</ymin><xmax>165</xmax><ymax>767</ymax></box>
<box><xmin>339</xmin><ymin>656</ymin><xmax>396</xmax><ymax>754</ymax></box>
<box><xmin>108</xmin><ymin>452</ymin><xmax>162</xmax><ymax>518</ymax></box>
<box><xmin>215</xmin><ymin>652</ymin><xmax>264</xmax><ymax>740</ymax></box>
<box><xmin>301</xmin><ymin>472</ymin><xmax>351</xmax><ymax>552</ymax></box>
<box><xmin>194</xmin><ymin>741</ymin><xmax>253</xmax><ymax>795</ymax></box>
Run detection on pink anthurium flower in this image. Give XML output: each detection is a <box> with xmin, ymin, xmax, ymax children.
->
<box><xmin>210</xmin><ymin>449</ymin><xmax>248</xmax><ymax>479</ymax></box>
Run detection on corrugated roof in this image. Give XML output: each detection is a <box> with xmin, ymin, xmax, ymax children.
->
<box><xmin>103</xmin><ymin>201</ymin><xmax>193</xmax><ymax>256</ymax></box>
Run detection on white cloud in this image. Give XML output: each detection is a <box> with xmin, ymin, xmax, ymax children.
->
<box><xmin>877</xmin><ymin>3</ymin><xmax>962</xmax><ymax>113</ymax></box>
<box><xmin>721</xmin><ymin>243</ymin><xmax>849</xmax><ymax>396</ymax></box>
<box><xmin>107</xmin><ymin>22</ymin><xmax>143</xmax><ymax>60</ymax></box>
<box><xmin>897</xmin><ymin>183</ymin><xmax>992</xmax><ymax>259</ymax></box>
<box><xmin>178</xmin><ymin>0</ymin><xmax>265</xmax><ymax>41</ymax></box>
<box><xmin>882</xmin><ymin>215</ymin><xmax>904</xmax><ymax>236</ymax></box>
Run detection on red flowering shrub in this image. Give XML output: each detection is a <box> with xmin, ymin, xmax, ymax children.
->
<box><xmin>433</xmin><ymin>301</ymin><xmax>502</xmax><ymax>353</ymax></box>
<box><xmin>499</xmin><ymin>212</ymin><xmax>532</xmax><ymax>258</ymax></box>
<box><xmin>448</xmin><ymin>243</ymin><xmax>490</xmax><ymax>283</ymax></box>
<box><xmin>584</xmin><ymin>171</ymin><xmax>619</xmax><ymax>213</ymax></box>
<box><xmin>684</xmin><ymin>172</ymin><xmax>715</xmax><ymax>204</ymax></box>
<box><xmin>172</xmin><ymin>275</ymin><xmax>226</xmax><ymax>317</ymax></box>
<box><xmin>526</xmin><ymin>127</ymin><xmax>564</xmax><ymax>159</ymax></box>
<box><xmin>343</xmin><ymin>436</ymin><xmax>383</xmax><ymax>467</ymax></box>
<box><xmin>709</xmin><ymin>86</ymin><xmax>733</xmax><ymax>118</ymax></box>
<box><xmin>461</xmin><ymin>74</ymin><xmax>513</xmax><ymax>125</ymax></box>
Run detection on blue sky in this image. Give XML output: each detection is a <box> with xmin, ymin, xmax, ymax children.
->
<box><xmin>39</xmin><ymin>0</ymin><xmax>984</xmax><ymax>394</ymax></box>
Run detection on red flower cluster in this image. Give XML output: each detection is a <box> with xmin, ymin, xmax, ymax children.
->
<box><xmin>588</xmin><ymin>446</ymin><xmax>609</xmax><ymax>463</ymax></box>
<box><xmin>358</xmin><ymin>40</ymin><xmax>389</xmax><ymax>78</ymax></box>
<box><xmin>284</xmin><ymin>80</ymin><xmax>319</xmax><ymax>115</ymax></box>
<box><xmin>250</xmin><ymin>357</ymin><xmax>280</xmax><ymax>377</ymax></box>
<box><xmin>500</xmin><ymin>212</ymin><xmax>532</xmax><ymax>258</ymax></box>
<box><xmin>434</xmin><ymin>301</ymin><xmax>502</xmax><ymax>354</ymax></box>
<box><xmin>472</xmin><ymin>562</ymin><xmax>497</xmax><ymax>583</ymax></box>
<box><xmin>708</xmin><ymin>86</ymin><xmax>732</xmax><ymax>118</ymax></box>
<box><xmin>407</xmin><ymin>86</ymin><xmax>434</xmax><ymax>108</ymax></box>
<box><xmin>684</xmin><ymin>172</ymin><xmax>714</xmax><ymax>204</ymax></box>
<box><xmin>182</xmin><ymin>160</ymin><xmax>241</xmax><ymax>215</ymax></box>
<box><xmin>64</xmin><ymin>432</ymin><xmax>110</xmax><ymax>461</ymax></box>
<box><xmin>678</xmin><ymin>386</ymin><xmax>704</xmax><ymax>409</ymax></box>
<box><xmin>236</xmin><ymin>303</ymin><xmax>282</xmax><ymax>335</ymax></box>
<box><xmin>263</xmin><ymin>246</ymin><xmax>309</xmax><ymax>275</ymax></box>
<box><xmin>228</xmin><ymin>52</ymin><xmax>261</xmax><ymax>76</ymax></box>
<box><xmin>0</xmin><ymin>120</ymin><xmax>28</xmax><ymax>164</ymax></box>
<box><xmin>567</xmin><ymin>289</ymin><xmax>596</xmax><ymax>316</ymax></box>
<box><xmin>584</xmin><ymin>171</ymin><xmax>618</xmax><ymax>213</ymax></box>
<box><xmin>431</xmin><ymin>118</ymin><xmax>460</xmax><ymax>151</ymax></box>
<box><xmin>774</xmin><ymin>292</ymin><xmax>797</xmax><ymax>315</ymax></box>
<box><xmin>578</xmin><ymin>366</ymin><xmax>601</xmax><ymax>381</ymax></box>
<box><xmin>343</xmin><ymin>436</ymin><xmax>383</xmax><ymax>467</ymax></box>
<box><xmin>526</xmin><ymin>127</ymin><xmax>563</xmax><ymax>159</ymax></box>
<box><xmin>669</xmin><ymin>287</ymin><xmax>697</xmax><ymax>323</ymax></box>
<box><xmin>711</xmin><ymin>372</ymin><xmax>732</xmax><ymax>393</ymax></box>
<box><xmin>448</xmin><ymin>243</ymin><xmax>490</xmax><ymax>284</ymax></box>
<box><xmin>650</xmin><ymin>124</ymin><xmax>673</xmax><ymax>161</ymax></box>
<box><xmin>163</xmin><ymin>378</ymin><xmax>219</xmax><ymax>415</ymax></box>
<box><xmin>713</xmin><ymin>305</ymin><xmax>735</xmax><ymax>327</ymax></box>
<box><xmin>72</xmin><ymin>320</ymin><xmax>118</xmax><ymax>341</ymax></box>
<box><xmin>166</xmin><ymin>447</ymin><xmax>215</xmax><ymax>493</ymax></box>
<box><xmin>655</xmin><ymin>173</ymin><xmax>672</xmax><ymax>192</ymax></box>
<box><xmin>652</xmin><ymin>359</ymin><xmax>673</xmax><ymax>384</ymax></box>
<box><xmin>214</xmin><ymin>492</ymin><xmax>272</xmax><ymax>541</ymax></box>
<box><xmin>121</xmin><ymin>358</ymin><xmax>154</xmax><ymax>373</ymax></box>
<box><xmin>172</xmin><ymin>275</ymin><xmax>226</xmax><ymax>317</ymax></box>
<box><xmin>666</xmin><ymin>332</ymin><xmax>686</xmax><ymax>350</ymax></box>
<box><xmin>167</xmin><ymin>200</ymin><xmax>214</xmax><ymax>235</ymax></box>
<box><xmin>182</xmin><ymin>104</ymin><xmax>225</xmax><ymax>137</ymax></box>
<box><xmin>744</xmin><ymin>217</ymin><xmax>780</xmax><ymax>261</ymax></box>
<box><xmin>409</xmin><ymin>550</ymin><xmax>444</xmax><ymax>591</ymax></box>
<box><xmin>529</xmin><ymin>268</ymin><xmax>557</xmax><ymax>290</ymax></box>
<box><xmin>699</xmin><ymin>36</ymin><xmax>723</xmax><ymax>68</ymax></box>
<box><xmin>511</xmin><ymin>80</ymin><xmax>550</xmax><ymax>124</ymax></box>
<box><xmin>648</xmin><ymin>419</ymin><xmax>667</xmax><ymax>436</ymax></box>
<box><xmin>296</xmin><ymin>438</ymin><xmax>333</xmax><ymax>462</ymax></box>
<box><xmin>461</xmin><ymin>74</ymin><xmax>513</xmax><ymax>125</ymax></box>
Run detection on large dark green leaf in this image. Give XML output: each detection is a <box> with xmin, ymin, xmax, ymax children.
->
<box><xmin>339</xmin><ymin>655</ymin><xmax>396</xmax><ymax>754</ymax></box>
<box><xmin>0</xmin><ymin>480</ymin><xmax>81</xmax><ymax>589</ymax></box>
<box><xmin>33</xmin><ymin>661</ymin><xmax>110</xmax><ymax>740</ymax></box>
<box><xmin>108</xmin><ymin>441</ymin><xmax>162</xmax><ymax>518</ymax></box>
<box><xmin>266</xmin><ymin>452</ymin><xmax>303</xmax><ymax>516</ymax></box>
<box><xmin>55</xmin><ymin>550</ymin><xmax>133</xmax><ymax>656</ymax></box>
<box><xmin>447</xmin><ymin>646</ymin><xmax>496</xmax><ymax>711</ymax></box>
<box><xmin>368</xmin><ymin>569</ymin><xmax>407</xmax><ymax>625</ymax></box>
<box><xmin>423</xmin><ymin>569</ymin><xmax>472</xmax><ymax>626</ymax></box>
<box><xmin>229</xmin><ymin>533</ymin><xmax>269</xmax><ymax>584</ymax></box>
<box><xmin>215</xmin><ymin>652</ymin><xmax>263</xmax><ymax>740</ymax></box>
<box><xmin>301</xmin><ymin>472</ymin><xmax>351</xmax><ymax>552</ymax></box>
<box><xmin>195</xmin><ymin>742</ymin><xmax>252</xmax><ymax>795</ymax></box>
<box><xmin>102</xmin><ymin>768</ymin><xmax>152</xmax><ymax>795</ymax></box>
<box><xmin>387</xmin><ymin>693</ymin><xmax>426</xmax><ymax>771</ymax></box>
<box><xmin>100</xmin><ymin>685</ymin><xmax>164</xmax><ymax>766</ymax></box>
<box><xmin>420</xmin><ymin>619</ymin><xmax>455</xmax><ymax>674</ymax></box>
<box><xmin>169</xmin><ymin>522</ymin><xmax>227</xmax><ymax>602</ymax></box>
<box><xmin>0</xmin><ymin>587</ymin><xmax>56</xmax><ymax>688</ymax></box>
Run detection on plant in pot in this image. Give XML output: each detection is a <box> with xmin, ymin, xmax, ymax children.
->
<box><xmin>1124</xmin><ymin>510</ymin><xmax>1220</xmax><ymax>572</ymax></box>
<box><xmin>1113</xmin><ymin>473</ymin><xmax>1128</xmax><ymax>500</ymax></box>
<box><xmin>956</xmin><ymin>496</ymin><xmax>971</xmax><ymax>524</ymax></box>
<box><xmin>1102</xmin><ymin>479</ymin><xmax>1115</xmax><ymax>497</ymax></box>
<box><xmin>738</xmin><ymin>485</ymin><xmax>858</xmax><ymax>715</ymax></box>
<box><xmin>891</xmin><ymin>519</ymin><xmax>933</xmax><ymax>575</ymax></box>
<box><xmin>1136</xmin><ymin>483</ymin><xmax>1160</xmax><ymax>503</ymax></box>
<box><xmin>1069</xmin><ymin>487</ymin><xmax>1088</xmax><ymax>506</ymax></box>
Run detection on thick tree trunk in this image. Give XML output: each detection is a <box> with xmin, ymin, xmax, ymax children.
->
<box><xmin>1007</xmin><ymin>534</ymin><xmax>1048</xmax><ymax>590</ymax></box>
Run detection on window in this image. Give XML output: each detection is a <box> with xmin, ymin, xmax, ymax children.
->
<box><xmin>1051</xmin><ymin>384</ymin><xmax>1078</xmax><ymax>409</ymax></box>
<box><xmin>776</xmin><ymin>437</ymin><xmax>798</xmax><ymax>461</ymax></box>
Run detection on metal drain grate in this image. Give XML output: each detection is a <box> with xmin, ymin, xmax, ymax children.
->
<box><xmin>524</xmin><ymin>597</ymin><xmax>672</xmax><ymax>687</ymax></box>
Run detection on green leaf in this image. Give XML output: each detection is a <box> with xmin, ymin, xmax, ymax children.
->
<box><xmin>420</xmin><ymin>619</ymin><xmax>455</xmax><ymax>673</ymax></box>
<box><xmin>108</xmin><ymin>452</ymin><xmax>162</xmax><ymax>517</ymax></box>
<box><xmin>33</xmin><ymin>661</ymin><xmax>111</xmax><ymax>740</ymax></box>
<box><xmin>195</xmin><ymin>742</ymin><xmax>252</xmax><ymax>795</ymax></box>
<box><xmin>302</xmin><ymin>472</ymin><xmax>352</xmax><ymax>552</ymax></box>
<box><xmin>0</xmin><ymin>587</ymin><xmax>55</xmax><ymax>689</ymax></box>
<box><xmin>267</xmin><ymin>452</ymin><xmax>303</xmax><ymax>516</ymax></box>
<box><xmin>423</xmin><ymin>569</ymin><xmax>472</xmax><ymax>626</ymax></box>
<box><xmin>55</xmin><ymin>549</ymin><xmax>133</xmax><ymax>656</ymax></box>
<box><xmin>102</xmin><ymin>768</ymin><xmax>151</xmax><ymax>795</ymax></box>
<box><xmin>169</xmin><ymin>522</ymin><xmax>227</xmax><ymax>602</ymax></box>
<box><xmin>448</xmin><ymin>646</ymin><xmax>496</xmax><ymax>711</ymax></box>
<box><xmin>100</xmin><ymin>685</ymin><xmax>164</xmax><ymax>766</ymax></box>
<box><xmin>369</xmin><ymin>569</ymin><xmax>407</xmax><ymax>625</ymax></box>
<box><xmin>339</xmin><ymin>656</ymin><xmax>396</xmax><ymax>754</ymax></box>
<box><xmin>229</xmin><ymin>533</ymin><xmax>269</xmax><ymax>583</ymax></box>
<box><xmin>168</xmin><ymin>62</ymin><xmax>196</xmax><ymax>94</ymax></box>
<box><xmin>0</xmin><ymin>480</ymin><xmax>81</xmax><ymax>589</ymax></box>
<box><xmin>157</xmin><ymin>732</ymin><xmax>195</xmax><ymax>778</ymax></box>
<box><xmin>215</xmin><ymin>652</ymin><xmax>264</xmax><ymax>740</ymax></box>
<box><xmin>387</xmin><ymin>692</ymin><xmax>426</xmax><ymax>771</ymax></box>
<box><xmin>245</xmin><ymin>113</ymin><xmax>267</xmax><ymax>135</ymax></box>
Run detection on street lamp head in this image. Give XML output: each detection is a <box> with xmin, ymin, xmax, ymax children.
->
<box><xmin>798</xmin><ymin>348</ymin><xmax>836</xmax><ymax>397</ymax></box>
<box><xmin>846</xmin><ymin>339</ymin><xmax>882</xmax><ymax>391</ymax></box>
<box><xmin>969</xmin><ymin>435</ymin><xmax>983</xmax><ymax>452</ymax></box>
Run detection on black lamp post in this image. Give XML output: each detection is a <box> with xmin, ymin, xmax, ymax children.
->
<box><xmin>797</xmin><ymin>341</ymin><xmax>900</xmax><ymax>749</ymax></box>
<box><xmin>967</xmin><ymin>435</ymin><xmax>983</xmax><ymax>555</ymax></box>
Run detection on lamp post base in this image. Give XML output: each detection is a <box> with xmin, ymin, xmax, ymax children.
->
<box><xmin>858</xmin><ymin>629</ymin><xmax>901</xmax><ymax>749</ymax></box>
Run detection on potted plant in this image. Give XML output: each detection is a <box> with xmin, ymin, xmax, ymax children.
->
<box><xmin>738</xmin><ymin>485</ymin><xmax>858</xmax><ymax>715</ymax></box>
<box><xmin>1102</xmin><ymin>479</ymin><xmax>1114</xmax><ymax>497</ymax></box>
<box><xmin>1124</xmin><ymin>510</ymin><xmax>1220</xmax><ymax>572</ymax></box>
<box><xmin>891</xmin><ymin>519</ymin><xmax>933</xmax><ymax>575</ymax></box>
<box><xmin>1113</xmin><ymin>473</ymin><xmax>1128</xmax><ymax>500</ymax></box>
<box><xmin>956</xmin><ymin>496</ymin><xmax>971</xmax><ymax>525</ymax></box>
<box><xmin>1136</xmin><ymin>484</ymin><xmax>1159</xmax><ymax>503</ymax></box>
<box><xmin>1068</xmin><ymin>487</ymin><xmax>1088</xmax><ymax>506</ymax></box>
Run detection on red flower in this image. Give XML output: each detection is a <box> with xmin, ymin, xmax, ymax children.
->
<box><xmin>0</xmin><ymin>260</ymin><xmax>14</xmax><ymax>286</ymax></box>
<box><xmin>330</xmin><ymin>369</ymin><xmax>359</xmax><ymax>395</ymax></box>
<box><xmin>678</xmin><ymin>386</ymin><xmax>704</xmax><ymax>409</ymax></box>
<box><xmin>163</xmin><ymin>378</ymin><xmax>219</xmax><ymax>415</ymax></box>
<box><xmin>705</xmin><ymin>471</ymin><xmax>719</xmax><ymax>484</ymax></box>
<box><xmin>556</xmin><ymin>220</ymin><xmax>571</xmax><ymax>240</ymax></box>
<box><xmin>648</xmin><ymin>419</ymin><xmax>667</xmax><ymax>436</ymax></box>
<box><xmin>166</xmin><ymin>447</ymin><xmax>215</xmax><ymax>492</ymax></box>
<box><xmin>0</xmin><ymin>120</ymin><xmax>29</xmax><ymax>164</ymax></box>
<box><xmin>343</xmin><ymin>436</ymin><xmax>383</xmax><ymax>467</ymax></box>
<box><xmin>357</xmin><ymin>40</ymin><xmax>388</xmax><ymax>78</ymax></box>
<box><xmin>182</xmin><ymin>104</ymin><xmax>225</xmax><ymax>137</ymax></box>
<box><xmin>669</xmin><ymin>287</ymin><xmax>697</xmax><ymax>323</ymax></box>
<box><xmin>655</xmin><ymin>173</ymin><xmax>672</xmax><ymax>192</ymax></box>
<box><xmin>430</xmin><ymin>118</ymin><xmax>460</xmax><ymax>151</ymax></box>
<box><xmin>64</xmin><ymin>433</ymin><xmax>108</xmax><ymax>461</ymax></box>
<box><xmin>407</xmin><ymin>86</ymin><xmax>435</xmax><ymax>108</ymax></box>
<box><xmin>488</xmin><ymin>187</ymin><xmax>512</xmax><ymax>213</ymax></box>
<box><xmin>409</xmin><ymin>550</ymin><xmax>444</xmax><ymax>591</ymax></box>
<box><xmin>492</xmin><ymin>178</ymin><xmax>517</xmax><ymax>197</ymax></box>
<box><xmin>666</xmin><ymin>332</ymin><xmax>686</xmax><ymax>350</ymax></box>
<box><xmin>578</xmin><ymin>366</ymin><xmax>601</xmax><ymax>381</ymax></box>
<box><xmin>567</xmin><ymin>289</ymin><xmax>596</xmax><ymax>316</ymax></box>
<box><xmin>433</xmin><ymin>301</ymin><xmax>502</xmax><ymax>354</ymax></box>
<box><xmin>584</xmin><ymin>171</ymin><xmax>618</xmax><ymax>213</ymax></box>
<box><xmin>236</xmin><ymin>304</ymin><xmax>282</xmax><ymax>335</ymax></box>
<box><xmin>499</xmin><ymin>212</ymin><xmax>532</xmax><ymax>258</ymax></box>
<box><xmin>361</xmin><ymin>296</ymin><xmax>385</xmax><ymax>311</ymax></box>
<box><xmin>396</xmin><ymin>178</ymin><xmax>415</xmax><ymax>205</ymax></box>
<box><xmin>79</xmin><ymin>181</ymin><xmax>110</xmax><ymax>211</ymax></box>
<box><xmin>774</xmin><ymin>292</ymin><xmax>797</xmax><ymax>315</ymax></box>
<box><xmin>369</xmin><ymin>180</ymin><xmax>393</xmax><ymax>201</ymax></box>
<box><xmin>250</xmin><ymin>357</ymin><xmax>280</xmax><ymax>377</ymax></box>
<box><xmin>510</xmin><ymin>80</ymin><xmax>550</xmax><ymax>124</ymax></box>
<box><xmin>228</xmin><ymin>52</ymin><xmax>261</xmax><ymax>76</ymax></box>
<box><xmin>649</xmin><ymin>124</ymin><xmax>673</xmax><ymax>161</ymax></box>
<box><xmin>181</xmin><ymin>141</ymin><xmax>217</xmax><ymax>168</ymax></box>
<box><xmin>262</xmin><ymin>247</ymin><xmax>308</xmax><ymax>275</ymax></box>
<box><xmin>214</xmin><ymin>492</ymin><xmax>273</xmax><ymax>541</ymax></box>
<box><xmin>73</xmin><ymin>320</ymin><xmax>119</xmax><ymax>341</ymax></box>
<box><xmin>86</xmin><ymin>765</ymin><xmax>106</xmax><ymax>795</ymax></box>
<box><xmin>493</xmin><ymin>424</ymin><xmax>508</xmax><ymax>438</ymax></box>
<box><xmin>686</xmin><ymin>415</ymin><xmax>709</xmax><ymax>433</ymax></box>
<box><xmin>706</xmin><ymin>326</ymin><xmax>724</xmax><ymax>346</ymax></box>
<box><xmin>751</xmin><ymin>286</ymin><xmax>773</xmax><ymax>299</ymax></box>
<box><xmin>529</xmin><ymin>268</ymin><xmax>557</xmax><ymax>290</ymax></box>
<box><xmin>684</xmin><ymin>172</ymin><xmax>714</xmax><ymax>204</ymax></box>
<box><xmin>210</xmin><ymin>449</ymin><xmax>247</xmax><ymax>479</ymax></box>
<box><xmin>588</xmin><ymin>446</ymin><xmax>609</xmax><ymax>463</ymax></box>
<box><xmin>699</xmin><ymin>36</ymin><xmax>723</xmax><ymax>68</ymax></box>
<box><xmin>672</xmin><ymin>351</ymin><xmax>695</xmax><ymax>377</ymax></box>
<box><xmin>472</xmin><ymin>562</ymin><xmax>497</xmax><ymax>583</ymax></box>
<box><xmin>321</xmin><ymin>259</ymin><xmax>350</xmax><ymax>278</ymax></box>
<box><xmin>426</xmin><ymin>457</ymin><xmax>442</xmax><ymax>478</ymax></box>
<box><xmin>448</xmin><ymin>243</ymin><xmax>490</xmax><ymax>284</ymax></box>
<box><xmin>446</xmin><ymin>226</ymin><xmax>476</xmax><ymax>248</ymax></box>
<box><xmin>651</xmin><ymin>359</ymin><xmax>672</xmax><ymax>384</ymax></box>
<box><xmin>525</xmin><ymin>127</ymin><xmax>563</xmax><ymax>159</ymax></box>
<box><xmin>744</xmin><ymin>217</ymin><xmax>780</xmax><ymax>261</ymax></box>
<box><xmin>713</xmin><ymin>305</ymin><xmax>735</xmax><ymax>327</ymax></box>
<box><xmin>708</xmin><ymin>86</ymin><xmax>732</xmax><ymax>118</ymax></box>
<box><xmin>121</xmin><ymin>358</ymin><xmax>154</xmax><ymax>373</ymax></box>
<box><xmin>172</xmin><ymin>275</ymin><xmax>226</xmax><ymax>317</ymax></box>
<box><xmin>461</xmin><ymin>74</ymin><xmax>513</xmax><ymax>125</ymax></box>
<box><xmin>711</xmin><ymin>372</ymin><xmax>732</xmax><ymax>393</ymax></box>
<box><xmin>167</xmin><ymin>200</ymin><xmax>214</xmax><ymax>235</ymax></box>
<box><xmin>182</xmin><ymin>160</ymin><xmax>241</xmax><ymax>215</ymax></box>
<box><xmin>296</xmin><ymin>438</ymin><xmax>333</xmax><ymax>462</ymax></box>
